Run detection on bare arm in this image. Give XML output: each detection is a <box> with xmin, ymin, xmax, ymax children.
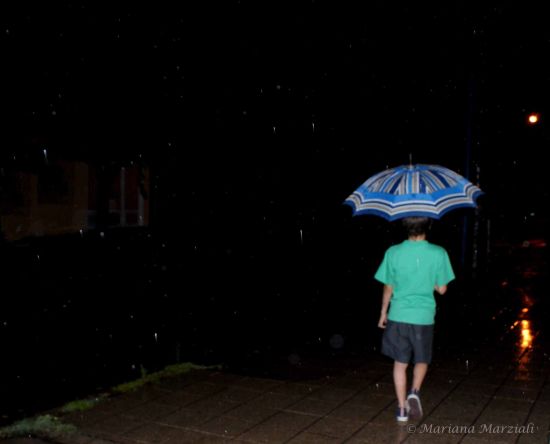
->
<box><xmin>378</xmin><ymin>284</ymin><xmax>393</xmax><ymax>328</ymax></box>
<box><xmin>435</xmin><ymin>285</ymin><xmax>447</xmax><ymax>295</ymax></box>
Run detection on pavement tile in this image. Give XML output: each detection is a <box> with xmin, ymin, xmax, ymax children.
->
<box><xmin>457</xmin><ymin>436</ymin><xmax>511</xmax><ymax>444</ymax></box>
<box><xmin>481</xmin><ymin>397</ymin><xmax>533</xmax><ymax>413</ymax></box>
<box><xmin>156</xmin><ymin>407</ymin><xmax>208</xmax><ymax>428</ymax></box>
<box><xmin>346</xmin><ymin>422</ymin><xmax>411</xmax><ymax>443</ymax></box>
<box><xmin>121</xmin><ymin>422</ymin><xmax>182</xmax><ymax>443</ymax></box>
<box><xmin>460</xmin><ymin>382</ymin><xmax>499</xmax><ymax>396</ymax></box>
<box><xmin>327</xmin><ymin>400</ymin><xmax>382</xmax><ymax>422</ymax></box>
<box><xmin>237</xmin><ymin>412</ymin><xmax>318</xmax><ymax>443</ymax></box>
<box><xmin>528</xmin><ymin>413</ymin><xmax>550</xmax><ymax>430</ymax></box>
<box><xmin>224</xmin><ymin>403</ymin><xmax>279</xmax><ymax>424</ymax></box>
<box><xmin>307</xmin><ymin>386</ymin><xmax>357</xmax><ymax>403</ymax></box>
<box><xmin>516</xmin><ymin>429</ymin><xmax>550</xmax><ymax>444</ymax></box>
<box><xmin>281</xmin><ymin>397</ymin><xmax>341</xmax><ymax>416</ymax></box>
<box><xmin>190</xmin><ymin>414</ymin><xmax>256</xmax><ymax>438</ymax></box>
<box><xmin>347</xmin><ymin>392</ymin><xmax>394</xmax><ymax>409</ymax></box>
<box><xmin>423</xmin><ymin>372</ymin><xmax>464</xmax><ymax>387</ymax></box>
<box><xmin>429</xmin><ymin>405</ymin><xmax>486</xmax><ymax>424</ymax></box>
<box><xmin>52</xmin><ymin>434</ymin><xmax>96</xmax><ymax>444</ymax></box>
<box><xmin>369</xmin><ymin>405</ymin><xmax>405</xmax><ymax>427</ymax></box>
<box><xmin>231</xmin><ymin>377</ymin><xmax>285</xmax><ymax>392</ymax></box>
<box><xmin>286</xmin><ymin>431</ymin><xmax>342</xmax><ymax>443</ymax></box>
<box><xmin>245</xmin><ymin>391</ymin><xmax>303</xmax><ymax>410</ymax></box>
<box><xmin>474</xmin><ymin>409</ymin><xmax>529</xmax><ymax>429</ymax></box>
<box><xmin>80</xmin><ymin>415</ymin><xmax>143</xmax><ymax>440</ymax></box>
<box><xmin>406</xmin><ymin>432</ymin><xmax>464</xmax><ymax>444</ymax></box>
<box><xmin>468</xmin><ymin>370</ymin><xmax>510</xmax><ymax>383</ymax></box>
<box><xmin>537</xmin><ymin>386</ymin><xmax>550</xmax><ymax>402</ymax></box>
<box><xmin>302</xmin><ymin>416</ymin><xmax>364</xmax><ymax>439</ymax></box>
<box><xmin>344</xmin><ymin>368</ymin><xmax>388</xmax><ymax>380</ymax></box>
<box><xmin>163</xmin><ymin>430</ymin><xmax>232</xmax><ymax>443</ymax></box>
<box><xmin>217</xmin><ymin>386</ymin><xmax>263</xmax><ymax>403</ymax></box>
<box><xmin>185</xmin><ymin>397</ymin><xmax>242</xmax><ymax>418</ymax></box>
<box><xmin>154</xmin><ymin>390</ymin><xmax>204</xmax><ymax>407</ymax></box>
<box><xmin>269</xmin><ymin>382</ymin><xmax>320</xmax><ymax>397</ymax></box>
<box><xmin>119</xmin><ymin>401</ymin><xmax>179</xmax><ymax>421</ymax></box>
<box><xmin>176</xmin><ymin>381</ymin><xmax>226</xmax><ymax>397</ymax></box>
<box><xmin>326</xmin><ymin>376</ymin><xmax>374</xmax><ymax>390</ymax></box>
<box><xmin>504</xmin><ymin>374</ymin><xmax>546</xmax><ymax>390</ymax></box>
<box><xmin>359</xmin><ymin>381</ymin><xmax>394</xmax><ymax>395</ymax></box>
<box><xmin>493</xmin><ymin>386</ymin><xmax>539</xmax><ymax>401</ymax></box>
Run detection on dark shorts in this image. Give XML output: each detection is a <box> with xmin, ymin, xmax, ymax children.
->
<box><xmin>381</xmin><ymin>320</ymin><xmax>434</xmax><ymax>364</ymax></box>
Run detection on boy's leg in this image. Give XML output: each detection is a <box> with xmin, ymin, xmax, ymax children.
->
<box><xmin>412</xmin><ymin>362</ymin><xmax>428</xmax><ymax>391</ymax></box>
<box><xmin>393</xmin><ymin>361</ymin><xmax>408</xmax><ymax>408</ymax></box>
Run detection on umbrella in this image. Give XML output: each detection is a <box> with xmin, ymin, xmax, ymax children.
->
<box><xmin>344</xmin><ymin>164</ymin><xmax>483</xmax><ymax>221</ymax></box>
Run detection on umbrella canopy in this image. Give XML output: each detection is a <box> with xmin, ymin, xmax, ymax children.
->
<box><xmin>344</xmin><ymin>164</ymin><xmax>483</xmax><ymax>221</ymax></box>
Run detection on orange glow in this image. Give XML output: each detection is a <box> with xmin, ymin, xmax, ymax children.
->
<box><xmin>520</xmin><ymin>320</ymin><xmax>533</xmax><ymax>348</ymax></box>
<box><xmin>527</xmin><ymin>113</ymin><xmax>539</xmax><ymax>124</ymax></box>
<box><xmin>521</xmin><ymin>308</ymin><xmax>529</xmax><ymax>313</ymax></box>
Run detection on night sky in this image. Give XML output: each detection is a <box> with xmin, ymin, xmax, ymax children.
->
<box><xmin>2</xmin><ymin>2</ymin><xmax>549</xmax><ymax>235</ymax></box>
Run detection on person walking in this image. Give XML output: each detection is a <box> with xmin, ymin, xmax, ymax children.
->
<box><xmin>375</xmin><ymin>216</ymin><xmax>455</xmax><ymax>422</ymax></box>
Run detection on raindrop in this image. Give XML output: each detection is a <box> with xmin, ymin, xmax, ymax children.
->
<box><xmin>100</xmin><ymin>232</ymin><xmax>105</xmax><ymax>238</ymax></box>
<box><xmin>154</xmin><ymin>332</ymin><xmax>158</xmax><ymax>343</ymax></box>
<box><xmin>272</xmin><ymin>126</ymin><xmax>276</xmax><ymax>134</ymax></box>
<box><xmin>375</xmin><ymin>383</ymin><xmax>379</xmax><ymax>389</ymax></box>
<box><xmin>79</xmin><ymin>229</ymin><xmax>83</xmax><ymax>237</ymax></box>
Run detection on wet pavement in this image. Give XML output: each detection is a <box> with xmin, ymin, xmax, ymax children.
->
<box><xmin>12</xmin><ymin>336</ymin><xmax>546</xmax><ymax>444</ymax></box>
<box><xmin>2</xmin><ymin>241</ymin><xmax>547</xmax><ymax>444</ymax></box>
<box><xmin>2</xmin><ymin>231</ymin><xmax>549</xmax><ymax>444</ymax></box>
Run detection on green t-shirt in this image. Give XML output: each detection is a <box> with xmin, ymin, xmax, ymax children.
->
<box><xmin>374</xmin><ymin>240</ymin><xmax>455</xmax><ymax>325</ymax></box>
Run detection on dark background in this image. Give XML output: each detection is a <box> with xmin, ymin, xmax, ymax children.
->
<box><xmin>0</xmin><ymin>1</ymin><xmax>549</xmax><ymax>425</ymax></box>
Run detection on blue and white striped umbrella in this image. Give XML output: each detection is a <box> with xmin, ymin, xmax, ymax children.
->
<box><xmin>344</xmin><ymin>164</ymin><xmax>483</xmax><ymax>221</ymax></box>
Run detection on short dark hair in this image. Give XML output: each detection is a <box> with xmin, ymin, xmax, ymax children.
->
<box><xmin>402</xmin><ymin>217</ymin><xmax>432</xmax><ymax>236</ymax></box>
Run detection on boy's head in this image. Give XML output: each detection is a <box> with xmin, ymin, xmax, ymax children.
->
<box><xmin>401</xmin><ymin>216</ymin><xmax>432</xmax><ymax>237</ymax></box>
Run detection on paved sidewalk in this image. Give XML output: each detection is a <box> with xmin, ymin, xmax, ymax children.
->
<box><xmin>44</xmin><ymin>345</ymin><xmax>550</xmax><ymax>444</ymax></box>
